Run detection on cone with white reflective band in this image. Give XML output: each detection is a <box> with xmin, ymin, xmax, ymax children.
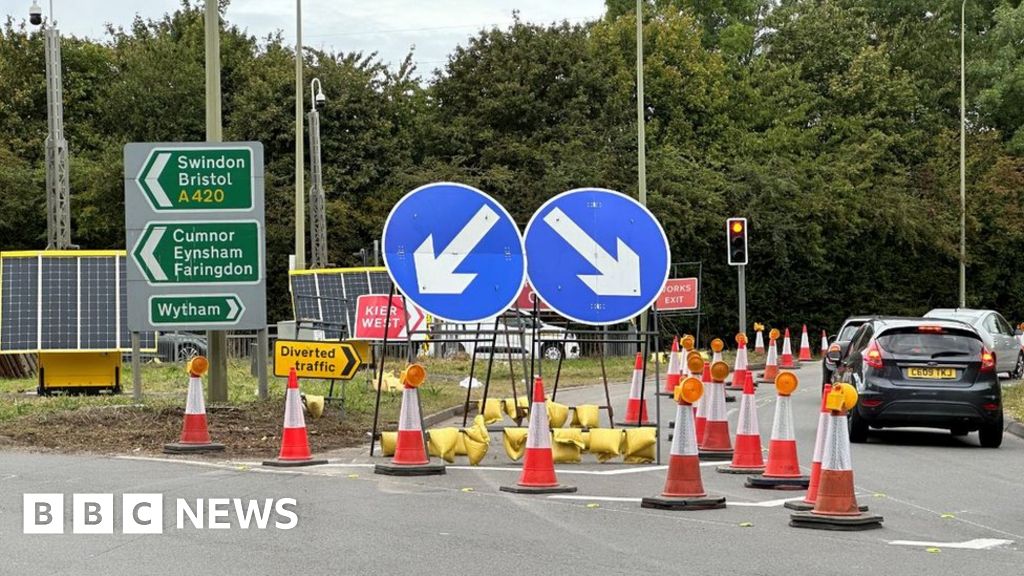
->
<box><xmin>798</xmin><ymin>324</ymin><xmax>812</xmax><ymax>361</ymax></box>
<box><xmin>729</xmin><ymin>333</ymin><xmax>749</xmax><ymax>391</ymax></box>
<box><xmin>760</xmin><ymin>330</ymin><xmax>780</xmax><ymax>383</ymax></box>
<box><xmin>780</xmin><ymin>328</ymin><xmax>798</xmax><ymax>368</ymax></box>
<box><xmin>699</xmin><ymin>361</ymin><xmax>733</xmax><ymax>461</ymax></box>
<box><xmin>164</xmin><ymin>357</ymin><xmax>224</xmax><ymax>454</ymax></box>
<box><xmin>692</xmin><ymin>353</ymin><xmax>709</xmax><ymax>445</ymax></box>
<box><xmin>718</xmin><ymin>371</ymin><xmax>765</xmax><ymax>474</ymax></box>
<box><xmin>820</xmin><ymin>330</ymin><xmax>829</xmax><ymax>358</ymax></box>
<box><xmin>659</xmin><ymin>337</ymin><xmax>682</xmax><ymax>397</ymax></box>
<box><xmin>791</xmin><ymin>383</ymin><xmax>883</xmax><ymax>530</ymax></box>
<box><xmin>375</xmin><ymin>364</ymin><xmax>444</xmax><ymax>475</ymax></box>
<box><xmin>642</xmin><ymin>377</ymin><xmax>726</xmax><ymax>510</ymax></box>
<box><xmin>501</xmin><ymin>376</ymin><xmax>576</xmax><ymax>494</ymax></box>
<box><xmin>754</xmin><ymin>328</ymin><xmax>766</xmax><ymax>355</ymax></box>
<box><xmin>264</xmin><ymin>368</ymin><xmax>327</xmax><ymax>467</ymax></box>
<box><xmin>617</xmin><ymin>353</ymin><xmax>652</xmax><ymax>426</ymax></box>
<box><xmin>747</xmin><ymin>371</ymin><xmax>809</xmax><ymax>489</ymax></box>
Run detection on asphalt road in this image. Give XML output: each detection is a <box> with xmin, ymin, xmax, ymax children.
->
<box><xmin>1</xmin><ymin>361</ymin><xmax>1022</xmax><ymax>575</ymax></box>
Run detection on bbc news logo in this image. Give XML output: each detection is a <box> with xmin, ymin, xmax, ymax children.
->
<box><xmin>23</xmin><ymin>494</ymin><xmax>298</xmax><ymax>534</ymax></box>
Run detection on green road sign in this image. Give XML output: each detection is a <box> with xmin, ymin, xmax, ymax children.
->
<box><xmin>138</xmin><ymin>147</ymin><xmax>254</xmax><ymax>211</ymax></box>
<box><xmin>149</xmin><ymin>294</ymin><xmax>246</xmax><ymax>326</ymax></box>
<box><xmin>132</xmin><ymin>221</ymin><xmax>262</xmax><ymax>284</ymax></box>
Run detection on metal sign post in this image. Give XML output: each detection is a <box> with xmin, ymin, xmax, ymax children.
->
<box><xmin>738</xmin><ymin>264</ymin><xmax>746</xmax><ymax>336</ymax></box>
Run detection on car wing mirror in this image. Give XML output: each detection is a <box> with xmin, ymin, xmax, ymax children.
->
<box><xmin>826</xmin><ymin>343</ymin><xmax>845</xmax><ymax>364</ymax></box>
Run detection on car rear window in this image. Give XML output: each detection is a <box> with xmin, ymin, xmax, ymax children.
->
<box><xmin>839</xmin><ymin>323</ymin><xmax>864</xmax><ymax>340</ymax></box>
<box><xmin>876</xmin><ymin>328</ymin><xmax>982</xmax><ymax>358</ymax></box>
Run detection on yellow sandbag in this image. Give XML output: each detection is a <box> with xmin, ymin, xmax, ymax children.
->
<box><xmin>552</xmin><ymin>428</ymin><xmax>584</xmax><ymax>464</ymax></box>
<box><xmin>427</xmin><ymin>427</ymin><xmax>459</xmax><ymax>463</ymax></box>
<box><xmin>623</xmin><ymin>427</ymin><xmax>657</xmax><ymax>464</ymax></box>
<box><xmin>381</xmin><ymin>431</ymin><xmax>397</xmax><ymax>457</ymax></box>
<box><xmin>376</xmin><ymin>372</ymin><xmax>403</xmax><ymax>393</ymax></box>
<box><xmin>465</xmin><ymin>415</ymin><xmax>490</xmax><ymax>444</ymax></box>
<box><xmin>572</xmin><ymin>404</ymin><xmax>600</xmax><ymax>428</ymax></box>
<box><xmin>454</xmin><ymin>431</ymin><xmax>468</xmax><ymax>456</ymax></box>
<box><xmin>464</xmin><ymin>432</ymin><xmax>489</xmax><ymax>465</ymax></box>
<box><xmin>546</xmin><ymin>401</ymin><xmax>570</xmax><ymax>428</ymax></box>
<box><xmin>587</xmin><ymin>428</ymin><xmax>624</xmax><ymax>462</ymax></box>
<box><xmin>481</xmin><ymin>398</ymin><xmax>504</xmax><ymax>425</ymax></box>
<box><xmin>581</xmin><ymin>430</ymin><xmax>590</xmax><ymax>451</ymax></box>
<box><xmin>503</xmin><ymin>427</ymin><xmax>529</xmax><ymax>461</ymax></box>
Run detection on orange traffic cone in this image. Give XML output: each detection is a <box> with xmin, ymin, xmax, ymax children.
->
<box><xmin>699</xmin><ymin>361</ymin><xmax>733</xmax><ymax>461</ymax></box>
<box><xmin>692</xmin><ymin>353</ymin><xmax>709</xmax><ymax>445</ymax></box>
<box><xmin>264</xmin><ymin>368</ymin><xmax>328</xmax><ymax>467</ymax></box>
<box><xmin>375</xmin><ymin>364</ymin><xmax>445</xmax><ymax>475</ymax></box>
<box><xmin>728</xmin><ymin>333</ymin><xmax>749</xmax><ymax>391</ymax></box>
<box><xmin>718</xmin><ymin>369</ymin><xmax>765</xmax><ymax>474</ymax></box>
<box><xmin>660</xmin><ymin>337</ymin><xmax>682</xmax><ymax>397</ymax></box>
<box><xmin>617</xmin><ymin>353</ymin><xmax>652</xmax><ymax>426</ymax></box>
<box><xmin>760</xmin><ymin>329</ymin><xmax>780</xmax><ymax>383</ymax></box>
<box><xmin>754</xmin><ymin>327</ymin><xmax>766</xmax><ymax>355</ymax></box>
<box><xmin>164</xmin><ymin>357</ymin><xmax>224</xmax><ymax>454</ymax></box>
<box><xmin>798</xmin><ymin>325</ymin><xmax>812</xmax><ymax>361</ymax></box>
<box><xmin>642</xmin><ymin>376</ymin><xmax>726</xmax><ymax>510</ymax></box>
<box><xmin>746</xmin><ymin>369</ymin><xmax>755</xmax><ymax>391</ymax></box>
<box><xmin>501</xmin><ymin>376</ymin><xmax>576</xmax><ymax>494</ymax></box>
<box><xmin>747</xmin><ymin>371</ymin><xmax>809</xmax><ymax>489</ymax></box>
<box><xmin>791</xmin><ymin>384</ymin><xmax>883</xmax><ymax>530</ymax></box>
<box><xmin>820</xmin><ymin>330</ymin><xmax>829</xmax><ymax>358</ymax></box>
<box><xmin>780</xmin><ymin>328</ymin><xmax>797</xmax><ymax>368</ymax></box>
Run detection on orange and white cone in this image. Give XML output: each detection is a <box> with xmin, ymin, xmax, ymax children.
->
<box><xmin>791</xmin><ymin>384</ymin><xmax>883</xmax><ymax>530</ymax></box>
<box><xmin>164</xmin><ymin>357</ymin><xmax>224</xmax><ymax>454</ymax></box>
<box><xmin>754</xmin><ymin>329</ymin><xmax>765</xmax><ymax>354</ymax></box>
<box><xmin>660</xmin><ymin>337</ymin><xmax>682</xmax><ymax>396</ymax></box>
<box><xmin>728</xmin><ymin>334</ymin><xmax>749</xmax><ymax>391</ymax></box>
<box><xmin>264</xmin><ymin>368</ymin><xmax>327</xmax><ymax>467</ymax></box>
<box><xmin>501</xmin><ymin>376</ymin><xmax>576</xmax><ymax>494</ymax></box>
<box><xmin>693</xmin><ymin>353</ymin><xmax>709</xmax><ymax>445</ymax></box>
<box><xmin>760</xmin><ymin>331</ymin><xmax>780</xmax><ymax>383</ymax></box>
<box><xmin>642</xmin><ymin>377</ymin><xmax>726</xmax><ymax>510</ymax></box>
<box><xmin>798</xmin><ymin>325</ymin><xmax>812</xmax><ymax>361</ymax></box>
<box><xmin>780</xmin><ymin>328</ymin><xmax>797</xmax><ymax>368</ymax></box>
<box><xmin>718</xmin><ymin>372</ymin><xmax>765</xmax><ymax>474</ymax></box>
<box><xmin>699</xmin><ymin>361</ymin><xmax>733</xmax><ymax>461</ymax></box>
<box><xmin>617</xmin><ymin>353</ymin><xmax>652</xmax><ymax>426</ymax></box>
<box><xmin>375</xmin><ymin>364</ymin><xmax>444</xmax><ymax>475</ymax></box>
<box><xmin>820</xmin><ymin>330</ymin><xmax>829</xmax><ymax>358</ymax></box>
<box><xmin>747</xmin><ymin>371</ymin><xmax>809</xmax><ymax>489</ymax></box>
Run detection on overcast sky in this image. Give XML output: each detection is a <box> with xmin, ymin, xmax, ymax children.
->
<box><xmin>4</xmin><ymin>0</ymin><xmax>606</xmax><ymax>72</ymax></box>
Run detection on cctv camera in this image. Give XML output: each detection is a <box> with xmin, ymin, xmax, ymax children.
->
<box><xmin>315</xmin><ymin>92</ymin><xmax>326</xmax><ymax>105</ymax></box>
<box><xmin>29</xmin><ymin>1</ymin><xmax>43</xmax><ymax>25</ymax></box>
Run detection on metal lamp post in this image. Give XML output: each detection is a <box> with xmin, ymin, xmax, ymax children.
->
<box><xmin>959</xmin><ymin>0</ymin><xmax>967</xmax><ymax>308</ymax></box>
<box><xmin>294</xmin><ymin>0</ymin><xmax>306</xmax><ymax>271</ymax></box>
<box><xmin>307</xmin><ymin>78</ymin><xmax>328</xmax><ymax>269</ymax></box>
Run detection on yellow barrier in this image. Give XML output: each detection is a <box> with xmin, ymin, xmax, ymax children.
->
<box><xmin>552</xmin><ymin>428</ymin><xmax>585</xmax><ymax>463</ymax></box>
<box><xmin>546</xmin><ymin>401</ymin><xmax>570</xmax><ymax>428</ymax></box>
<box><xmin>572</xmin><ymin>404</ymin><xmax>601</xmax><ymax>428</ymax></box>
<box><xmin>623</xmin><ymin>427</ymin><xmax>657</xmax><ymax>464</ymax></box>
<box><xmin>427</xmin><ymin>427</ymin><xmax>460</xmax><ymax>463</ymax></box>
<box><xmin>481</xmin><ymin>398</ymin><xmax>504</xmax><ymax>425</ymax></box>
<box><xmin>588</xmin><ymin>428</ymin><xmax>625</xmax><ymax>462</ymax></box>
<box><xmin>503</xmin><ymin>427</ymin><xmax>529</xmax><ymax>461</ymax></box>
<box><xmin>381</xmin><ymin>431</ymin><xmax>398</xmax><ymax>457</ymax></box>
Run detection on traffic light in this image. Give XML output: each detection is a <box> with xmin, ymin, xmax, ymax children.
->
<box><xmin>726</xmin><ymin>217</ymin><xmax>748</xmax><ymax>266</ymax></box>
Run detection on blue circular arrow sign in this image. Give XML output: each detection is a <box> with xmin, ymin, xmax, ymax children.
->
<box><xmin>382</xmin><ymin>182</ymin><xmax>525</xmax><ymax>323</ymax></box>
<box><xmin>524</xmin><ymin>188</ymin><xmax>670</xmax><ymax>325</ymax></box>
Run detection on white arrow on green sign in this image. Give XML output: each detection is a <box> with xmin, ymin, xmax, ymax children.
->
<box><xmin>132</xmin><ymin>220</ymin><xmax>262</xmax><ymax>284</ymax></box>
<box><xmin>138</xmin><ymin>146</ymin><xmax>254</xmax><ymax>211</ymax></box>
<box><xmin>149</xmin><ymin>294</ymin><xmax>245</xmax><ymax>326</ymax></box>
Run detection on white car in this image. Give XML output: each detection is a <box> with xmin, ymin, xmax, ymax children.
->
<box><xmin>437</xmin><ymin>310</ymin><xmax>580</xmax><ymax>361</ymax></box>
<box><xmin>924</xmin><ymin>308</ymin><xmax>1024</xmax><ymax>379</ymax></box>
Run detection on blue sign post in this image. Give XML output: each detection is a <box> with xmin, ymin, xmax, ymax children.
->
<box><xmin>382</xmin><ymin>182</ymin><xmax>525</xmax><ymax>323</ymax></box>
<box><xmin>524</xmin><ymin>188</ymin><xmax>670</xmax><ymax>325</ymax></box>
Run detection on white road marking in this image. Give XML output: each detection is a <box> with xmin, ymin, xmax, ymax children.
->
<box><xmin>447</xmin><ymin>465</ymin><xmax>669</xmax><ymax>475</ymax></box>
<box><xmin>888</xmin><ymin>539</ymin><xmax>1013</xmax><ymax>550</ymax></box>
<box><xmin>729</xmin><ymin>496</ymin><xmax>803</xmax><ymax>507</ymax></box>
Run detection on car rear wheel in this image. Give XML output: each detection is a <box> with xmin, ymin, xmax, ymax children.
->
<box><xmin>542</xmin><ymin>344</ymin><xmax>563</xmax><ymax>362</ymax></box>
<box><xmin>978</xmin><ymin>415</ymin><xmax>1004</xmax><ymax>448</ymax></box>
<box><xmin>848</xmin><ymin>409</ymin><xmax>869</xmax><ymax>444</ymax></box>
<box><xmin>1012</xmin><ymin>352</ymin><xmax>1024</xmax><ymax>380</ymax></box>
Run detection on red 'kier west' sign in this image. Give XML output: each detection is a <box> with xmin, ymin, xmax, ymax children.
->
<box><xmin>657</xmin><ymin>278</ymin><xmax>699</xmax><ymax>311</ymax></box>
<box><xmin>354</xmin><ymin>295</ymin><xmax>425</xmax><ymax>340</ymax></box>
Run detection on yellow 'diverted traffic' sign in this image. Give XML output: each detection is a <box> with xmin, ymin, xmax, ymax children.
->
<box><xmin>273</xmin><ymin>340</ymin><xmax>362</xmax><ymax>380</ymax></box>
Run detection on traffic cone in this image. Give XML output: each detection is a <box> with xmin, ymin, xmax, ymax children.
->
<box><xmin>820</xmin><ymin>330</ymin><xmax>829</xmax><ymax>358</ymax></box>
<box><xmin>617</xmin><ymin>353</ymin><xmax>652</xmax><ymax>426</ymax></box>
<box><xmin>699</xmin><ymin>361</ymin><xmax>733</xmax><ymax>461</ymax></box>
<box><xmin>501</xmin><ymin>376</ymin><xmax>576</xmax><ymax>494</ymax></box>
<box><xmin>164</xmin><ymin>357</ymin><xmax>224</xmax><ymax>454</ymax></box>
<box><xmin>747</xmin><ymin>371</ymin><xmax>809</xmax><ymax>489</ymax></box>
<box><xmin>728</xmin><ymin>333</ymin><xmax>749</xmax><ymax>391</ymax></box>
<box><xmin>765</xmin><ymin>332</ymin><xmax>778</xmax><ymax>381</ymax></box>
<box><xmin>718</xmin><ymin>371</ymin><xmax>764</xmax><ymax>474</ymax></box>
<box><xmin>754</xmin><ymin>326</ymin><xmax>766</xmax><ymax>355</ymax></box>
<box><xmin>791</xmin><ymin>384</ymin><xmax>883</xmax><ymax>530</ymax></box>
<box><xmin>659</xmin><ymin>337</ymin><xmax>682</xmax><ymax>397</ymax></box>
<box><xmin>642</xmin><ymin>377</ymin><xmax>726</xmax><ymax>510</ymax></box>
<box><xmin>692</xmin><ymin>353</ymin><xmax>708</xmax><ymax>445</ymax></box>
<box><xmin>374</xmin><ymin>364</ymin><xmax>445</xmax><ymax>475</ymax></box>
<box><xmin>798</xmin><ymin>325</ymin><xmax>812</xmax><ymax>361</ymax></box>
<box><xmin>264</xmin><ymin>368</ymin><xmax>328</xmax><ymax>467</ymax></box>
<box><xmin>780</xmin><ymin>328</ymin><xmax>797</xmax><ymax>368</ymax></box>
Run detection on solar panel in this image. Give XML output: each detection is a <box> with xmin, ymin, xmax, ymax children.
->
<box><xmin>289</xmin><ymin>267</ymin><xmax>394</xmax><ymax>339</ymax></box>
<box><xmin>0</xmin><ymin>251</ymin><xmax>156</xmax><ymax>353</ymax></box>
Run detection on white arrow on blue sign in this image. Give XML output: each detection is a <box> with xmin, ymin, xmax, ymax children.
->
<box><xmin>524</xmin><ymin>188</ymin><xmax>670</xmax><ymax>325</ymax></box>
<box><xmin>382</xmin><ymin>182</ymin><xmax>525</xmax><ymax>323</ymax></box>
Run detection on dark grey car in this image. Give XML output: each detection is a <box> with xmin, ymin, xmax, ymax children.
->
<box><xmin>828</xmin><ymin>318</ymin><xmax>1002</xmax><ymax>447</ymax></box>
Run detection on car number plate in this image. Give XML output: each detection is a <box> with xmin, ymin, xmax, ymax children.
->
<box><xmin>906</xmin><ymin>367</ymin><xmax>956</xmax><ymax>379</ymax></box>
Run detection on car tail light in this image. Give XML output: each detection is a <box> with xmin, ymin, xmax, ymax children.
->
<box><xmin>861</xmin><ymin>398</ymin><xmax>883</xmax><ymax>408</ymax></box>
<box><xmin>863</xmin><ymin>341</ymin><xmax>884</xmax><ymax>369</ymax></box>
<box><xmin>982</xmin><ymin>402</ymin><xmax>1000</xmax><ymax>412</ymax></box>
<box><xmin>980</xmin><ymin>348</ymin><xmax>996</xmax><ymax>373</ymax></box>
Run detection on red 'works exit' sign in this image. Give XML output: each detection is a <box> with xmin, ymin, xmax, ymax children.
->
<box><xmin>354</xmin><ymin>295</ymin><xmax>426</xmax><ymax>340</ymax></box>
<box><xmin>657</xmin><ymin>278</ymin><xmax>699</xmax><ymax>311</ymax></box>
